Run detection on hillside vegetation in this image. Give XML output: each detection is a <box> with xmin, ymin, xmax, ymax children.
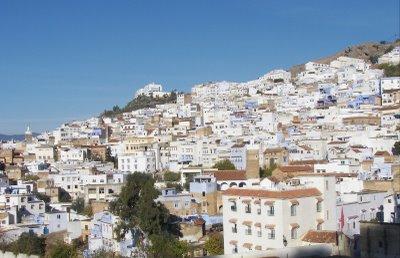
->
<box><xmin>102</xmin><ymin>91</ymin><xmax>177</xmax><ymax>117</ymax></box>
<box><xmin>290</xmin><ymin>39</ymin><xmax>400</xmax><ymax>77</ymax></box>
<box><xmin>379</xmin><ymin>63</ymin><xmax>400</xmax><ymax>77</ymax></box>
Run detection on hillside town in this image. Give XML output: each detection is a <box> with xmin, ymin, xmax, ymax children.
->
<box><xmin>0</xmin><ymin>45</ymin><xmax>399</xmax><ymax>258</ymax></box>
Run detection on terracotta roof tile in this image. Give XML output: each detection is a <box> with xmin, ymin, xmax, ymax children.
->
<box><xmin>301</xmin><ymin>230</ymin><xmax>337</xmax><ymax>244</ymax></box>
<box><xmin>223</xmin><ymin>187</ymin><xmax>321</xmax><ymax>199</ymax></box>
<box><xmin>278</xmin><ymin>165</ymin><xmax>313</xmax><ymax>173</ymax></box>
<box><xmin>210</xmin><ymin>170</ymin><xmax>247</xmax><ymax>181</ymax></box>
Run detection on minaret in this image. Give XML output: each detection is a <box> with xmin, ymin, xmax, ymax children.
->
<box><xmin>25</xmin><ymin>125</ymin><xmax>33</xmax><ymax>143</ymax></box>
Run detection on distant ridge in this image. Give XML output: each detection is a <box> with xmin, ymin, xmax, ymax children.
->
<box><xmin>290</xmin><ymin>40</ymin><xmax>400</xmax><ymax>77</ymax></box>
<box><xmin>0</xmin><ymin>133</ymin><xmax>39</xmax><ymax>141</ymax></box>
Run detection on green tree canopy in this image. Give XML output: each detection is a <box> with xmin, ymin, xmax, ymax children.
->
<box><xmin>109</xmin><ymin>172</ymin><xmax>181</xmax><ymax>243</ymax></box>
<box><xmin>204</xmin><ymin>233</ymin><xmax>224</xmax><ymax>255</ymax></box>
<box><xmin>71</xmin><ymin>197</ymin><xmax>85</xmax><ymax>214</ymax></box>
<box><xmin>164</xmin><ymin>171</ymin><xmax>181</xmax><ymax>182</ymax></box>
<box><xmin>45</xmin><ymin>241</ymin><xmax>78</xmax><ymax>258</ymax></box>
<box><xmin>58</xmin><ymin>188</ymin><xmax>72</xmax><ymax>202</ymax></box>
<box><xmin>147</xmin><ymin>234</ymin><xmax>189</xmax><ymax>258</ymax></box>
<box><xmin>213</xmin><ymin>159</ymin><xmax>236</xmax><ymax>170</ymax></box>
<box><xmin>10</xmin><ymin>232</ymin><xmax>46</xmax><ymax>256</ymax></box>
<box><xmin>379</xmin><ymin>63</ymin><xmax>400</xmax><ymax>77</ymax></box>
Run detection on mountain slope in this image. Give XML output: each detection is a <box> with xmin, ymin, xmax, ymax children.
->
<box><xmin>290</xmin><ymin>40</ymin><xmax>400</xmax><ymax>77</ymax></box>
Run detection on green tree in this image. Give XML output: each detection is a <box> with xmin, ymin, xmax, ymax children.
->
<box><xmin>166</xmin><ymin>182</ymin><xmax>183</xmax><ymax>193</ymax></box>
<box><xmin>147</xmin><ymin>234</ymin><xmax>189</xmax><ymax>258</ymax></box>
<box><xmin>45</xmin><ymin>241</ymin><xmax>78</xmax><ymax>258</ymax></box>
<box><xmin>58</xmin><ymin>188</ymin><xmax>72</xmax><ymax>202</ymax></box>
<box><xmin>213</xmin><ymin>159</ymin><xmax>236</xmax><ymax>170</ymax></box>
<box><xmin>204</xmin><ymin>233</ymin><xmax>224</xmax><ymax>255</ymax></box>
<box><xmin>369</xmin><ymin>55</ymin><xmax>379</xmax><ymax>64</ymax></box>
<box><xmin>392</xmin><ymin>141</ymin><xmax>400</xmax><ymax>156</ymax></box>
<box><xmin>10</xmin><ymin>232</ymin><xmax>46</xmax><ymax>256</ymax></box>
<box><xmin>259</xmin><ymin>162</ymin><xmax>277</xmax><ymax>178</ymax></box>
<box><xmin>109</xmin><ymin>172</ymin><xmax>180</xmax><ymax>242</ymax></box>
<box><xmin>34</xmin><ymin>191</ymin><xmax>51</xmax><ymax>203</ymax></box>
<box><xmin>379</xmin><ymin>63</ymin><xmax>400</xmax><ymax>77</ymax></box>
<box><xmin>164</xmin><ymin>171</ymin><xmax>181</xmax><ymax>182</ymax></box>
<box><xmin>71</xmin><ymin>197</ymin><xmax>85</xmax><ymax>214</ymax></box>
<box><xmin>91</xmin><ymin>249</ymin><xmax>123</xmax><ymax>258</ymax></box>
<box><xmin>84</xmin><ymin>205</ymin><xmax>93</xmax><ymax>217</ymax></box>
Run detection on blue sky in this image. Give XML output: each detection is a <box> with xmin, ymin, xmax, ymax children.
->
<box><xmin>0</xmin><ymin>0</ymin><xmax>399</xmax><ymax>134</ymax></box>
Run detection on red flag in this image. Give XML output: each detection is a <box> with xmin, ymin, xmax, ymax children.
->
<box><xmin>339</xmin><ymin>206</ymin><xmax>345</xmax><ymax>231</ymax></box>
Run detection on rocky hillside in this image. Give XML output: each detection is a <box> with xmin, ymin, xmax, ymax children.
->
<box><xmin>290</xmin><ymin>40</ymin><xmax>400</xmax><ymax>77</ymax></box>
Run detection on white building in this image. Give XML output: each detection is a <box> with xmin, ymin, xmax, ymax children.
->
<box><xmin>118</xmin><ymin>150</ymin><xmax>156</xmax><ymax>173</ymax></box>
<box><xmin>222</xmin><ymin>184</ymin><xmax>335</xmax><ymax>255</ymax></box>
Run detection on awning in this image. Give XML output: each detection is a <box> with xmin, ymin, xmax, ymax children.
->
<box><xmin>229</xmin><ymin>240</ymin><xmax>237</xmax><ymax>245</ymax></box>
<box><xmin>229</xmin><ymin>218</ymin><xmax>237</xmax><ymax>223</ymax></box>
<box><xmin>290</xmin><ymin>199</ymin><xmax>299</xmax><ymax>205</ymax></box>
<box><xmin>243</xmin><ymin>243</ymin><xmax>253</xmax><ymax>249</ymax></box>
<box><xmin>348</xmin><ymin>215</ymin><xmax>358</xmax><ymax>219</ymax></box>
<box><xmin>255</xmin><ymin>245</ymin><xmax>262</xmax><ymax>250</ymax></box>
<box><xmin>264</xmin><ymin>200</ymin><xmax>275</xmax><ymax>206</ymax></box>
<box><xmin>265</xmin><ymin>224</ymin><xmax>275</xmax><ymax>229</ymax></box>
<box><xmin>254</xmin><ymin>200</ymin><xmax>261</xmax><ymax>204</ymax></box>
<box><xmin>317</xmin><ymin>219</ymin><xmax>324</xmax><ymax>224</ymax></box>
<box><xmin>242</xmin><ymin>221</ymin><xmax>252</xmax><ymax>226</ymax></box>
<box><xmin>228</xmin><ymin>198</ymin><xmax>236</xmax><ymax>202</ymax></box>
<box><xmin>254</xmin><ymin>222</ymin><xmax>261</xmax><ymax>227</ymax></box>
<box><xmin>290</xmin><ymin>223</ymin><xmax>300</xmax><ymax>228</ymax></box>
<box><xmin>316</xmin><ymin>197</ymin><xmax>324</xmax><ymax>202</ymax></box>
<box><xmin>242</xmin><ymin>199</ymin><xmax>251</xmax><ymax>204</ymax></box>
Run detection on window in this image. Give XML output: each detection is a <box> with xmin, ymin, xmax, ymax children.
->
<box><xmin>317</xmin><ymin>202</ymin><xmax>322</xmax><ymax>212</ymax></box>
<box><xmin>257</xmin><ymin>229</ymin><xmax>262</xmax><ymax>237</ymax></box>
<box><xmin>245</xmin><ymin>226</ymin><xmax>252</xmax><ymax>235</ymax></box>
<box><xmin>231</xmin><ymin>202</ymin><xmax>237</xmax><ymax>211</ymax></box>
<box><xmin>257</xmin><ymin>206</ymin><xmax>261</xmax><ymax>215</ymax></box>
<box><xmin>268</xmin><ymin>205</ymin><xmax>275</xmax><ymax>216</ymax></box>
<box><xmin>245</xmin><ymin>204</ymin><xmax>251</xmax><ymax>213</ymax></box>
<box><xmin>202</xmin><ymin>191</ymin><xmax>205</xmax><ymax>197</ymax></box>
<box><xmin>57</xmin><ymin>214</ymin><xmax>61</xmax><ymax>219</ymax></box>
<box><xmin>268</xmin><ymin>229</ymin><xmax>275</xmax><ymax>239</ymax></box>
<box><xmin>317</xmin><ymin>223</ymin><xmax>322</xmax><ymax>230</ymax></box>
<box><xmin>232</xmin><ymin>245</ymin><xmax>238</xmax><ymax>253</ymax></box>
<box><xmin>291</xmin><ymin>204</ymin><xmax>297</xmax><ymax>216</ymax></box>
<box><xmin>232</xmin><ymin>224</ymin><xmax>237</xmax><ymax>233</ymax></box>
<box><xmin>291</xmin><ymin>228</ymin><xmax>297</xmax><ymax>239</ymax></box>
<box><xmin>353</xmin><ymin>221</ymin><xmax>356</xmax><ymax>229</ymax></box>
<box><xmin>325</xmin><ymin>180</ymin><xmax>329</xmax><ymax>190</ymax></box>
